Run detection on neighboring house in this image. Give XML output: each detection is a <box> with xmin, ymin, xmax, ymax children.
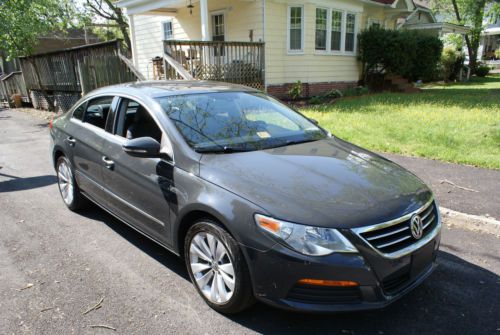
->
<box><xmin>479</xmin><ymin>17</ymin><xmax>500</xmax><ymax>60</ymax></box>
<box><xmin>116</xmin><ymin>0</ymin><xmax>459</xmax><ymax>97</ymax></box>
<box><xmin>400</xmin><ymin>1</ymin><xmax>470</xmax><ymax>37</ymax></box>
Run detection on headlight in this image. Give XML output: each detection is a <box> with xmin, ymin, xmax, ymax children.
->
<box><xmin>255</xmin><ymin>214</ymin><xmax>358</xmax><ymax>256</ymax></box>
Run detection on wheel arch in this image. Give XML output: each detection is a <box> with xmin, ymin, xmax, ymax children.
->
<box><xmin>174</xmin><ymin>204</ymin><xmax>237</xmax><ymax>259</ymax></box>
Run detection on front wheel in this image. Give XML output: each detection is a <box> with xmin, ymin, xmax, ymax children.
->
<box><xmin>56</xmin><ymin>156</ymin><xmax>87</xmax><ymax>211</ymax></box>
<box><xmin>185</xmin><ymin>220</ymin><xmax>255</xmax><ymax>314</ymax></box>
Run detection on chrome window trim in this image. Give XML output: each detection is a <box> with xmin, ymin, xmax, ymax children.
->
<box><xmin>352</xmin><ymin>198</ymin><xmax>441</xmax><ymax>259</ymax></box>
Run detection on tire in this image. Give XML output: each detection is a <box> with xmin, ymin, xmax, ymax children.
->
<box><xmin>56</xmin><ymin>155</ymin><xmax>88</xmax><ymax>211</ymax></box>
<box><xmin>184</xmin><ymin>220</ymin><xmax>255</xmax><ymax>314</ymax></box>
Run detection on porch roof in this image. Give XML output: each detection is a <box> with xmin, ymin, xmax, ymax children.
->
<box><xmin>404</xmin><ymin>22</ymin><xmax>471</xmax><ymax>35</ymax></box>
<box><xmin>116</xmin><ymin>0</ymin><xmax>187</xmax><ymax>15</ymax></box>
<box><xmin>484</xmin><ymin>27</ymin><xmax>500</xmax><ymax>36</ymax></box>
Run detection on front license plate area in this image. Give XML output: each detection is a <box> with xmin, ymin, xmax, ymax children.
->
<box><xmin>411</xmin><ymin>241</ymin><xmax>435</xmax><ymax>277</ymax></box>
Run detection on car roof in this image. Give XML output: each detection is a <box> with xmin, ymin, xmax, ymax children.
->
<box><xmin>88</xmin><ymin>80</ymin><xmax>260</xmax><ymax>99</ymax></box>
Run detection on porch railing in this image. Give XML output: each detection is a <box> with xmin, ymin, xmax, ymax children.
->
<box><xmin>163</xmin><ymin>40</ymin><xmax>265</xmax><ymax>90</ymax></box>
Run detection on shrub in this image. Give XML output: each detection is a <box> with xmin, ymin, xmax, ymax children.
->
<box><xmin>475</xmin><ymin>64</ymin><xmax>491</xmax><ymax>77</ymax></box>
<box><xmin>358</xmin><ymin>27</ymin><xmax>443</xmax><ymax>83</ymax></box>
<box><xmin>323</xmin><ymin>89</ymin><xmax>343</xmax><ymax>99</ymax></box>
<box><xmin>441</xmin><ymin>46</ymin><xmax>464</xmax><ymax>81</ymax></box>
<box><xmin>309</xmin><ymin>96</ymin><xmax>324</xmax><ymax>105</ymax></box>
<box><xmin>342</xmin><ymin>86</ymin><xmax>369</xmax><ymax>97</ymax></box>
<box><xmin>288</xmin><ymin>80</ymin><xmax>302</xmax><ymax>100</ymax></box>
<box><xmin>495</xmin><ymin>49</ymin><xmax>500</xmax><ymax>59</ymax></box>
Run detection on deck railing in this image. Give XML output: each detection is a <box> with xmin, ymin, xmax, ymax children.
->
<box><xmin>163</xmin><ymin>40</ymin><xmax>265</xmax><ymax>90</ymax></box>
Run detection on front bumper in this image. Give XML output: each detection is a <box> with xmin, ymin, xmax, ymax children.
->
<box><xmin>243</xmin><ymin>229</ymin><xmax>441</xmax><ymax>313</ymax></box>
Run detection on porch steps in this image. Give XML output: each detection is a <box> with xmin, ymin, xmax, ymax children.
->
<box><xmin>385</xmin><ymin>74</ymin><xmax>421</xmax><ymax>93</ymax></box>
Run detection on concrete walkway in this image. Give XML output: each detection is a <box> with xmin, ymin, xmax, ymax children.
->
<box><xmin>383</xmin><ymin>153</ymin><xmax>500</xmax><ymax>219</ymax></box>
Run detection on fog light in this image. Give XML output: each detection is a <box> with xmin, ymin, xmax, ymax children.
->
<box><xmin>297</xmin><ymin>279</ymin><xmax>359</xmax><ymax>287</ymax></box>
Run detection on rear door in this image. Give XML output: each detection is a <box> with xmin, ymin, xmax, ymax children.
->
<box><xmin>99</xmin><ymin>97</ymin><xmax>174</xmax><ymax>245</ymax></box>
<box><xmin>65</xmin><ymin>96</ymin><xmax>116</xmax><ymax>203</ymax></box>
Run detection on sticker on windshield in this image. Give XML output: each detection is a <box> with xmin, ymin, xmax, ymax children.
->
<box><xmin>257</xmin><ymin>131</ymin><xmax>271</xmax><ymax>138</ymax></box>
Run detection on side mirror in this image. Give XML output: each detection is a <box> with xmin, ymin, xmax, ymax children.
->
<box><xmin>122</xmin><ymin>137</ymin><xmax>161</xmax><ymax>158</ymax></box>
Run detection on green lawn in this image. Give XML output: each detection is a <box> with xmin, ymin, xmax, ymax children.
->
<box><xmin>302</xmin><ymin>75</ymin><xmax>500</xmax><ymax>169</ymax></box>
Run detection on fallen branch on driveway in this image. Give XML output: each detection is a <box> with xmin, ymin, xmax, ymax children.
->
<box><xmin>89</xmin><ymin>324</ymin><xmax>116</xmax><ymax>331</ymax></box>
<box><xmin>83</xmin><ymin>296</ymin><xmax>104</xmax><ymax>315</ymax></box>
<box><xmin>439</xmin><ymin>179</ymin><xmax>479</xmax><ymax>193</ymax></box>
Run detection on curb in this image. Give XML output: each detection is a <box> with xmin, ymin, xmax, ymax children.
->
<box><xmin>440</xmin><ymin>207</ymin><xmax>500</xmax><ymax>237</ymax></box>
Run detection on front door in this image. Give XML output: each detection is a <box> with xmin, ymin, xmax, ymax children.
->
<box><xmin>99</xmin><ymin>97</ymin><xmax>174</xmax><ymax>245</ymax></box>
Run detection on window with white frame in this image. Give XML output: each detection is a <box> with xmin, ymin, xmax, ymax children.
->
<box><xmin>162</xmin><ymin>19</ymin><xmax>173</xmax><ymax>40</ymax></box>
<box><xmin>368</xmin><ymin>18</ymin><xmax>381</xmax><ymax>28</ymax></box>
<box><xmin>331</xmin><ymin>10</ymin><xmax>343</xmax><ymax>51</ymax></box>
<box><xmin>315</xmin><ymin>8</ymin><xmax>328</xmax><ymax>51</ymax></box>
<box><xmin>314</xmin><ymin>8</ymin><xmax>358</xmax><ymax>54</ymax></box>
<box><xmin>345</xmin><ymin>13</ymin><xmax>356</xmax><ymax>52</ymax></box>
<box><xmin>288</xmin><ymin>6</ymin><xmax>304</xmax><ymax>53</ymax></box>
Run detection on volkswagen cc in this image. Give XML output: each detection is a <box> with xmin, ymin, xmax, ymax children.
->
<box><xmin>50</xmin><ymin>81</ymin><xmax>441</xmax><ymax>313</ymax></box>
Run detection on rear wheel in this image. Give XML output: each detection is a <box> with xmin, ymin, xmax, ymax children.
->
<box><xmin>185</xmin><ymin>220</ymin><xmax>255</xmax><ymax>314</ymax></box>
<box><xmin>56</xmin><ymin>156</ymin><xmax>87</xmax><ymax>211</ymax></box>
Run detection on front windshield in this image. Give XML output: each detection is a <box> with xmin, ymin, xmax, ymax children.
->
<box><xmin>157</xmin><ymin>92</ymin><xmax>326</xmax><ymax>152</ymax></box>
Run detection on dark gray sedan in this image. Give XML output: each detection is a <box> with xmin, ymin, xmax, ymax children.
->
<box><xmin>50</xmin><ymin>81</ymin><xmax>441</xmax><ymax>314</ymax></box>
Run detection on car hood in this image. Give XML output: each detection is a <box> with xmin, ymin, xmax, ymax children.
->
<box><xmin>199</xmin><ymin>138</ymin><xmax>432</xmax><ymax>228</ymax></box>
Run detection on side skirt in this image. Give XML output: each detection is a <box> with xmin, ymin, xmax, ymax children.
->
<box><xmin>81</xmin><ymin>191</ymin><xmax>180</xmax><ymax>257</ymax></box>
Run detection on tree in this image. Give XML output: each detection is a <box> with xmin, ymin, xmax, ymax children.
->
<box><xmin>429</xmin><ymin>0</ymin><xmax>500</xmax><ymax>72</ymax></box>
<box><xmin>84</xmin><ymin>0</ymin><xmax>131</xmax><ymax>52</ymax></box>
<box><xmin>0</xmin><ymin>0</ymin><xmax>74</xmax><ymax>59</ymax></box>
<box><xmin>0</xmin><ymin>0</ymin><xmax>75</xmax><ymax>110</ymax></box>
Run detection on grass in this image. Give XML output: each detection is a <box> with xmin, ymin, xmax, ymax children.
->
<box><xmin>301</xmin><ymin>75</ymin><xmax>500</xmax><ymax>170</ymax></box>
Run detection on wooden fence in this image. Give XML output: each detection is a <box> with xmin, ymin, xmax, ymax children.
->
<box><xmin>164</xmin><ymin>40</ymin><xmax>265</xmax><ymax>90</ymax></box>
<box><xmin>19</xmin><ymin>40</ymin><xmax>143</xmax><ymax>111</ymax></box>
<box><xmin>0</xmin><ymin>72</ymin><xmax>28</xmax><ymax>104</ymax></box>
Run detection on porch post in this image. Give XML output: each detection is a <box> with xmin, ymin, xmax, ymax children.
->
<box><xmin>200</xmin><ymin>0</ymin><xmax>210</xmax><ymax>41</ymax></box>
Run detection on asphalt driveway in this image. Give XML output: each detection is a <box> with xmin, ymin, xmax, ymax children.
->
<box><xmin>1</xmin><ymin>108</ymin><xmax>499</xmax><ymax>334</ymax></box>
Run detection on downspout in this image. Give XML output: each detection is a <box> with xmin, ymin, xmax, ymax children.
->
<box><xmin>262</xmin><ymin>0</ymin><xmax>267</xmax><ymax>91</ymax></box>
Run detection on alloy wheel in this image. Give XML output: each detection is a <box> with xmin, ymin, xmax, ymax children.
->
<box><xmin>57</xmin><ymin>160</ymin><xmax>74</xmax><ymax>205</ymax></box>
<box><xmin>189</xmin><ymin>232</ymin><xmax>236</xmax><ymax>304</ymax></box>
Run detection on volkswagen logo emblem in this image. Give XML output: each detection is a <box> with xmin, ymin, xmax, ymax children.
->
<box><xmin>410</xmin><ymin>215</ymin><xmax>424</xmax><ymax>240</ymax></box>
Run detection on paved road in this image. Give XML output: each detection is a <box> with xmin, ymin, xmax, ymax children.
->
<box><xmin>1</xmin><ymin>108</ymin><xmax>499</xmax><ymax>335</ymax></box>
<box><xmin>383</xmin><ymin>153</ymin><xmax>500</xmax><ymax>219</ymax></box>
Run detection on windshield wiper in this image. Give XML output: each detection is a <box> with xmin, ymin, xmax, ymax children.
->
<box><xmin>195</xmin><ymin>146</ymin><xmax>253</xmax><ymax>154</ymax></box>
<box><xmin>267</xmin><ymin>138</ymin><xmax>320</xmax><ymax>149</ymax></box>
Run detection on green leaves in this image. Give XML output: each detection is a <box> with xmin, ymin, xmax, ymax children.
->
<box><xmin>358</xmin><ymin>27</ymin><xmax>443</xmax><ymax>82</ymax></box>
<box><xmin>0</xmin><ymin>0</ymin><xmax>76</xmax><ymax>59</ymax></box>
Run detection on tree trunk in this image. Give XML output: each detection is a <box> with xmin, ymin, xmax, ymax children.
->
<box><xmin>450</xmin><ymin>0</ymin><xmax>486</xmax><ymax>73</ymax></box>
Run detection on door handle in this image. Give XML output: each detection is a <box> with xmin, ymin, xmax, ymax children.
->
<box><xmin>102</xmin><ymin>156</ymin><xmax>115</xmax><ymax>169</ymax></box>
<box><xmin>66</xmin><ymin>137</ymin><xmax>76</xmax><ymax>147</ymax></box>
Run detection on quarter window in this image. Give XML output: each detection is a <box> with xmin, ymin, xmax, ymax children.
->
<box><xmin>72</xmin><ymin>103</ymin><xmax>86</xmax><ymax>120</ymax></box>
<box><xmin>315</xmin><ymin>8</ymin><xmax>328</xmax><ymax>51</ymax></box>
<box><xmin>288</xmin><ymin>6</ymin><xmax>304</xmax><ymax>52</ymax></box>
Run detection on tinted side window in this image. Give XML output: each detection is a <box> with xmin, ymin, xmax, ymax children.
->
<box><xmin>115</xmin><ymin>98</ymin><xmax>162</xmax><ymax>143</ymax></box>
<box><xmin>72</xmin><ymin>103</ymin><xmax>86</xmax><ymax>120</ymax></box>
<box><xmin>83</xmin><ymin>96</ymin><xmax>113</xmax><ymax>129</ymax></box>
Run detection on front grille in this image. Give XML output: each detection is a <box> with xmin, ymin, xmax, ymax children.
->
<box><xmin>287</xmin><ymin>284</ymin><xmax>362</xmax><ymax>305</ymax></box>
<box><xmin>355</xmin><ymin>200</ymin><xmax>438</xmax><ymax>256</ymax></box>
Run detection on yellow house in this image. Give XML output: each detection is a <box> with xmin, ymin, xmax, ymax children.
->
<box><xmin>117</xmin><ymin>0</ymin><xmax>418</xmax><ymax>97</ymax></box>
